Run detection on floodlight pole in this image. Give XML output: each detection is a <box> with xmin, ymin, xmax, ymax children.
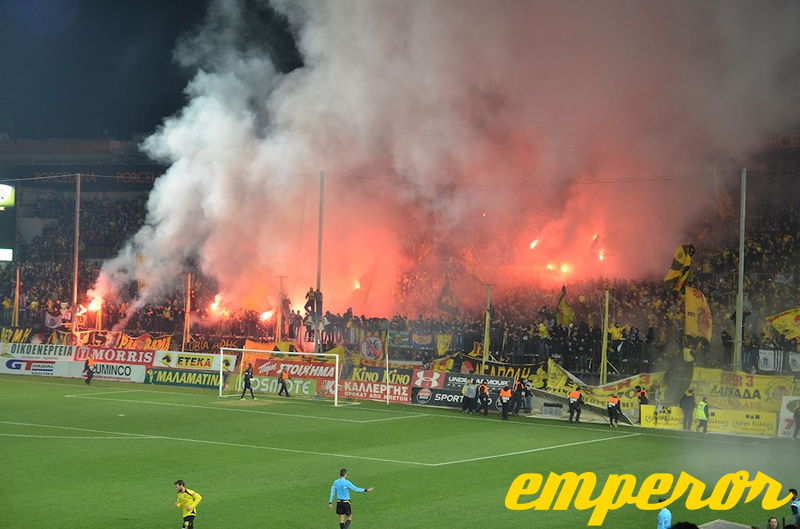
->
<box><xmin>481</xmin><ymin>284</ymin><xmax>494</xmax><ymax>374</ymax></box>
<box><xmin>72</xmin><ymin>174</ymin><xmax>81</xmax><ymax>314</ymax></box>
<box><xmin>12</xmin><ymin>266</ymin><xmax>20</xmax><ymax>327</ymax></box>
<box><xmin>733</xmin><ymin>168</ymin><xmax>747</xmax><ymax>371</ymax></box>
<box><xmin>599</xmin><ymin>289</ymin><xmax>611</xmax><ymax>385</ymax></box>
<box><xmin>314</xmin><ymin>171</ymin><xmax>325</xmax><ymax>354</ymax></box>
<box><xmin>181</xmin><ymin>272</ymin><xmax>193</xmax><ymax>352</ymax></box>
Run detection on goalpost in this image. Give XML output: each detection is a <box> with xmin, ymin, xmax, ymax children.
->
<box><xmin>219</xmin><ymin>347</ymin><xmax>340</xmax><ymax>406</ymax></box>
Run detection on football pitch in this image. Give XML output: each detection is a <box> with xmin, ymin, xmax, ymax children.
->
<box><xmin>0</xmin><ymin>374</ymin><xmax>795</xmax><ymax>529</ymax></box>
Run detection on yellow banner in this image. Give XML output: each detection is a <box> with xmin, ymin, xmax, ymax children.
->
<box><xmin>684</xmin><ymin>287</ymin><xmax>712</xmax><ymax>341</ymax></box>
<box><xmin>766</xmin><ymin>308</ymin><xmax>800</xmax><ymax>340</ymax></box>
<box><xmin>643</xmin><ymin>405</ymin><xmax>777</xmax><ymax>436</ymax></box>
<box><xmin>436</xmin><ymin>334</ymin><xmax>452</xmax><ymax>355</ymax></box>
<box><xmin>533</xmin><ymin>359</ymin><xmax>664</xmax><ymax>413</ymax></box>
<box><xmin>689</xmin><ymin>367</ymin><xmax>793</xmax><ymax>412</ymax></box>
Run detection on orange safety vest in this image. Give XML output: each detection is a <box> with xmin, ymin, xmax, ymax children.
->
<box><xmin>87</xmin><ymin>358</ymin><xmax>95</xmax><ymax>367</ymax></box>
<box><xmin>499</xmin><ymin>388</ymin><xmax>512</xmax><ymax>398</ymax></box>
<box><xmin>607</xmin><ymin>397</ymin><xmax>620</xmax><ymax>407</ymax></box>
<box><xmin>478</xmin><ymin>384</ymin><xmax>489</xmax><ymax>395</ymax></box>
<box><xmin>280</xmin><ymin>371</ymin><xmax>289</xmax><ymax>380</ymax></box>
<box><xmin>636</xmin><ymin>389</ymin><xmax>648</xmax><ymax>398</ymax></box>
<box><xmin>568</xmin><ymin>390</ymin><xmax>581</xmax><ymax>399</ymax></box>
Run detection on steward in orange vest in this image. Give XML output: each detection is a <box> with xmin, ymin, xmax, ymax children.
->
<box><xmin>567</xmin><ymin>387</ymin><xmax>583</xmax><ymax>423</ymax></box>
<box><xmin>476</xmin><ymin>381</ymin><xmax>491</xmax><ymax>416</ymax></box>
<box><xmin>278</xmin><ymin>368</ymin><xmax>291</xmax><ymax>397</ymax></box>
<box><xmin>607</xmin><ymin>394</ymin><xmax>621</xmax><ymax>427</ymax></box>
<box><xmin>499</xmin><ymin>385</ymin><xmax>512</xmax><ymax>421</ymax></box>
<box><xmin>83</xmin><ymin>355</ymin><xmax>95</xmax><ymax>385</ymax></box>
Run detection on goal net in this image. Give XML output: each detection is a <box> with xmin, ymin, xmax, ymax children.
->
<box><xmin>219</xmin><ymin>348</ymin><xmax>340</xmax><ymax>406</ymax></box>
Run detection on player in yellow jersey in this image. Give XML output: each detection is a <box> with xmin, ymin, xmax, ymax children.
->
<box><xmin>174</xmin><ymin>480</ymin><xmax>202</xmax><ymax>528</ymax></box>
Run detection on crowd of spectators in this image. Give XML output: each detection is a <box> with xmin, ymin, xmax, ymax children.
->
<box><xmin>1</xmin><ymin>189</ymin><xmax>799</xmax><ymax>378</ymax></box>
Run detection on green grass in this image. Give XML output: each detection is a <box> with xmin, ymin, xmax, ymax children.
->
<box><xmin>0</xmin><ymin>374</ymin><xmax>796</xmax><ymax>529</ymax></box>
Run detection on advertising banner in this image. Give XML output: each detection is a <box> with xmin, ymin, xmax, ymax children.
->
<box><xmin>250</xmin><ymin>376</ymin><xmax>317</xmax><ymax>396</ymax></box>
<box><xmin>60</xmin><ymin>360</ymin><xmax>146</xmax><ymax>383</ymax></box>
<box><xmin>643</xmin><ymin>405</ymin><xmax>777</xmax><ymax>436</ymax></box>
<box><xmin>411</xmin><ymin>369</ymin><xmax>446</xmax><ymax>389</ymax></box>
<box><xmin>347</xmin><ymin>365</ymin><xmax>412</xmax><ymax>385</ymax></box>
<box><xmin>0</xmin><ymin>358</ymin><xmax>58</xmax><ymax>376</ymax></box>
<box><xmin>341</xmin><ymin>380</ymin><xmax>411</xmax><ymax>403</ymax></box>
<box><xmin>144</xmin><ymin>368</ymin><xmax>225</xmax><ymax>389</ymax></box>
<box><xmin>251</xmin><ymin>359</ymin><xmax>335</xmax><ymax>379</ymax></box>
<box><xmin>153</xmin><ymin>350</ymin><xmax>237</xmax><ymax>372</ymax></box>
<box><xmin>443</xmin><ymin>371</ymin><xmax>514</xmax><ymax>392</ymax></box>
<box><xmin>0</xmin><ymin>343</ymin><xmax>75</xmax><ymax>361</ymax></box>
<box><xmin>73</xmin><ymin>346</ymin><xmax>155</xmax><ymax>366</ymax></box>
<box><xmin>410</xmin><ymin>387</ymin><xmax>502</xmax><ymax>411</ymax></box>
<box><xmin>689</xmin><ymin>367</ymin><xmax>793</xmax><ymax>412</ymax></box>
<box><xmin>777</xmin><ymin>395</ymin><xmax>800</xmax><ymax>439</ymax></box>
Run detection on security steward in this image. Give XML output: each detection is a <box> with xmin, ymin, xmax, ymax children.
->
<box><xmin>512</xmin><ymin>379</ymin><xmax>525</xmax><ymax>416</ymax></box>
<box><xmin>607</xmin><ymin>393</ymin><xmax>621</xmax><ymax>427</ymax></box>
<box><xmin>83</xmin><ymin>353</ymin><xmax>96</xmax><ymax>385</ymax></box>
<box><xmin>476</xmin><ymin>380</ymin><xmax>491</xmax><ymax>416</ymax></box>
<box><xmin>499</xmin><ymin>384</ymin><xmax>512</xmax><ymax>421</ymax></box>
<box><xmin>278</xmin><ymin>367</ymin><xmax>291</xmax><ymax>397</ymax></box>
<box><xmin>568</xmin><ymin>386</ymin><xmax>584</xmax><ymax>423</ymax></box>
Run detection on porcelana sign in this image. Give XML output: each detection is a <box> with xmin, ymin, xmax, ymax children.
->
<box><xmin>505</xmin><ymin>471</ymin><xmax>789</xmax><ymax>526</ymax></box>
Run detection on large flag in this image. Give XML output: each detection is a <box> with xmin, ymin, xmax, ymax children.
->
<box><xmin>684</xmin><ymin>287</ymin><xmax>712</xmax><ymax>341</ymax></box>
<box><xmin>664</xmin><ymin>244</ymin><xmax>695</xmax><ymax>291</ymax></box>
<box><xmin>437</xmin><ymin>280</ymin><xmax>459</xmax><ymax>314</ymax></box>
<box><xmin>766</xmin><ymin>308</ymin><xmax>800</xmax><ymax>340</ymax></box>
<box><xmin>555</xmin><ymin>285</ymin><xmax>575</xmax><ymax>326</ymax></box>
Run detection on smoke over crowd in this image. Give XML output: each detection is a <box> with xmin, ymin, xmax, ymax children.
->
<box><xmin>92</xmin><ymin>0</ymin><xmax>800</xmax><ymax>320</ymax></box>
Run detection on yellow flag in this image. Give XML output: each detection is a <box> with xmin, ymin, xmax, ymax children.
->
<box><xmin>555</xmin><ymin>285</ymin><xmax>575</xmax><ymax>326</ymax></box>
<box><xmin>684</xmin><ymin>287</ymin><xmax>712</xmax><ymax>341</ymax></box>
<box><xmin>664</xmin><ymin>244</ymin><xmax>694</xmax><ymax>291</ymax></box>
<box><xmin>766</xmin><ymin>308</ymin><xmax>800</xmax><ymax>340</ymax></box>
<box><xmin>436</xmin><ymin>333</ymin><xmax>452</xmax><ymax>355</ymax></box>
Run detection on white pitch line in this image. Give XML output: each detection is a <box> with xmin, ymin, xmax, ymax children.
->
<box><xmin>65</xmin><ymin>389</ymin><xmax>144</xmax><ymax>397</ymax></box>
<box><xmin>0</xmin><ymin>433</ymin><xmax>156</xmax><ymax>440</ymax></box>
<box><xmin>431</xmin><ymin>433</ymin><xmax>642</xmax><ymax>466</ymax></box>
<box><xmin>65</xmin><ymin>394</ymin><xmax>386</xmax><ymax>424</ymax></box>
<box><xmin>360</xmin><ymin>414</ymin><xmax>431</xmax><ymax>423</ymax></box>
<box><xmin>0</xmin><ymin>420</ymin><xmax>431</xmax><ymax>467</ymax></box>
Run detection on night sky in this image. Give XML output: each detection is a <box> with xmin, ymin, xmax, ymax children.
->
<box><xmin>0</xmin><ymin>0</ymin><xmax>297</xmax><ymax>140</ymax></box>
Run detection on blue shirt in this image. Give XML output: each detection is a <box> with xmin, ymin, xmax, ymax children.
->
<box><xmin>657</xmin><ymin>507</ymin><xmax>672</xmax><ymax>529</ymax></box>
<box><xmin>329</xmin><ymin>478</ymin><xmax>365</xmax><ymax>503</ymax></box>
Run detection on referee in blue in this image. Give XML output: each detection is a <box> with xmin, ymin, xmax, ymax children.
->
<box><xmin>328</xmin><ymin>468</ymin><xmax>374</xmax><ymax>529</ymax></box>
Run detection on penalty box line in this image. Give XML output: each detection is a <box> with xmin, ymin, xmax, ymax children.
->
<box><xmin>64</xmin><ymin>394</ymin><xmax>427</xmax><ymax>424</ymax></box>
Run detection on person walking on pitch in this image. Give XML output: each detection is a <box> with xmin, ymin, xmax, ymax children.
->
<box><xmin>83</xmin><ymin>352</ymin><xmax>95</xmax><ymax>385</ymax></box>
<box><xmin>174</xmin><ymin>480</ymin><xmax>202</xmax><ymax>529</ymax></box>
<box><xmin>278</xmin><ymin>367</ymin><xmax>291</xmax><ymax>397</ymax></box>
<box><xmin>695</xmin><ymin>397</ymin><xmax>710</xmax><ymax>434</ymax></box>
<box><xmin>568</xmin><ymin>386</ymin><xmax>584</xmax><ymax>423</ymax></box>
<box><xmin>328</xmin><ymin>468</ymin><xmax>373</xmax><ymax>529</ymax></box>
<box><xmin>240</xmin><ymin>363</ymin><xmax>256</xmax><ymax>400</ymax></box>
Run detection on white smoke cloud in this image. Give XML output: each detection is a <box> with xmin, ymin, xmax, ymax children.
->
<box><xmin>93</xmin><ymin>0</ymin><xmax>800</xmax><ymax>318</ymax></box>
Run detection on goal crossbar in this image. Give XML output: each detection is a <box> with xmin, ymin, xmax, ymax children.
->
<box><xmin>219</xmin><ymin>347</ymin><xmax>340</xmax><ymax>406</ymax></box>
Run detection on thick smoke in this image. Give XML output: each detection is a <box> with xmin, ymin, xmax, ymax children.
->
<box><xmin>93</xmin><ymin>0</ymin><xmax>800</xmax><ymax>318</ymax></box>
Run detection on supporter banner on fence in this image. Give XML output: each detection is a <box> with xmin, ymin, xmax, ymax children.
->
<box><xmin>340</xmin><ymin>380</ymin><xmax>411</xmax><ymax>403</ymax></box>
<box><xmin>153</xmin><ymin>351</ymin><xmax>237</xmax><ymax>372</ymax></box>
<box><xmin>244</xmin><ymin>339</ymin><xmax>304</xmax><ymax>352</ymax></box>
<box><xmin>185</xmin><ymin>335</ymin><xmax>245</xmax><ymax>353</ymax></box>
<box><xmin>388</xmin><ymin>331</ymin><xmax>410</xmax><ymax>349</ymax></box>
<box><xmin>758</xmin><ymin>350</ymin><xmax>787</xmax><ymax>372</ymax></box>
<box><xmin>144</xmin><ymin>368</ymin><xmax>225</xmax><ymax>389</ymax></box>
<box><xmin>250</xmin><ymin>358</ymin><xmax>335</xmax><ymax>379</ymax></box>
<box><xmin>73</xmin><ymin>345</ymin><xmax>155</xmax><ymax>366</ymax></box>
<box><xmin>788</xmin><ymin>352</ymin><xmax>800</xmax><ymax>373</ymax></box>
<box><xmin>766</xmin><ymin>308</ymin><xmax>800</xmax><ymax>340</ymax></box>
<box><xmin>0</xmin><ymin>327</ymin><xmax>33</xmax><ymax>343</ymax></box>
<box><xmin>250</xmin><ymin>376</ymin><xmax>317</xmax><ymax>396</ymax></box>
<box><xmin>359</xmin><ymin>331</ymin><xmax>385</xmax><ymax>361</ymax></box>
<box><xmin>642</xmin><ymin>405</ymin><xmax>778</xmax><ymax>435</ymax></box>
<box><xmin>410</xmin><ymin>331</ymin><xmax>435</xmax><ymax>349</ymax></box>
<box><xmin>48</xmin><ymin>330</ymin><xmax>172</xmax><ymax>350</ymax></box>
<box><xmin>436</xmin><ymin>334</ymin><xmax>452</xmax><ymax>355</ymax></box>
<box><xmin>459</xmin><ymin>354</ymin><xmax>545</xmax><ymax>381</ymax></box>
<box><xmin>351</xmin><ymin>354</ymin><xmax>422</xmax><ymax>370</ymax></box>
<box><xmin>689</xmin><ymin>367</ymin><xmax>793</xmax><ymax>412</ymax></box>
<box><xmin>347</xmin><ymin>365</ymin><xmax>413</xmax><ymax>385</ymax></box>
<box><xmin>777</xmin><ymin>396</ymin><xmax>800</xmax><ymax>439</ymax></box>
<box><xmin>0</xmin><ymin>358</ymin><xmax>59</xmax><ymax>376</ymax></box>
<box><xmin>533</xmin><ymin>359</ymin><xmax>664</xmax><ymax>414</ymax></box>
<box><xmin>0</xmin><ymin>343</ymin><xmax>74</xmax><ymax>361</ymax></box>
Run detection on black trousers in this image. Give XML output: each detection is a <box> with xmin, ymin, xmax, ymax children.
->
<box><xmin>568</xmin><ymin>403</ymin><xmax>581</xmax><ymax>423</ymax></box>
<box><xmin>501</xmin><ymin>400</ymin><xmax>510</xmax><ymax>420</ymax></box>
<box><xmin>608</xmin><ymin>408</ymin><xmax>618</xmax><ymax>424</ymax></box>
<box><xmin>84</xmin><ymin>369</ymin><xmax>93</xmax><ymax>385</ymax></box>
<box><xmin>697</xmin><ymin>418</ymin><xmax>708</xmax><ymax>433</ymax></box>
<box><xmin>477</xmin><ymin>397</ymin><xmax>489</xmax><ymax>415</ymax></box>
<box><xmin>278</xmin><ymin>380</ymin><xmax>290</xmax><ymax>396</ymax></box>
<box><xmin>512</xmin><ymin>395</ymin><xmax>523</xmax><ymax>415</ymax></box>
<box><xmin>241</xmin><ymin>382</ymin><xmax>254</xmax><ymax>399</ymax></box>
<box><xmin>681</xmin><ymin>408</ymin><xmax>693</xmax><ymax>430</ymax></box>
